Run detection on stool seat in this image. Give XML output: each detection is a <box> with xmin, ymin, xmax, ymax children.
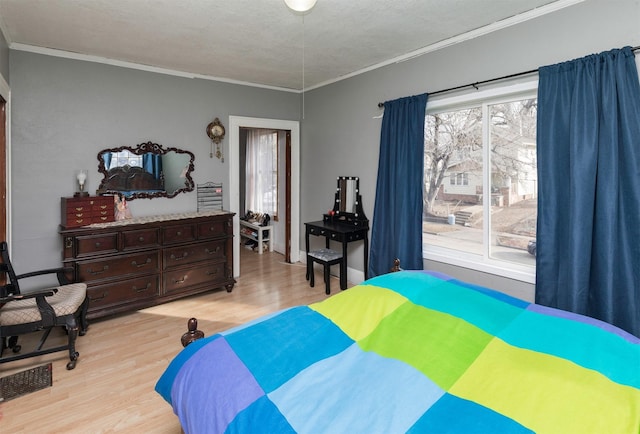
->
<box><xmin>306</xmin><ymin>248</ymin><xmax>345</xmax><ymax>294</ymax></box>
<box><xmin>308</xmin><ymin>248</ymin><xmax>342</xmax><ymax>262</ymax></box>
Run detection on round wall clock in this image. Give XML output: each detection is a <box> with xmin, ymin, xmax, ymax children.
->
<box><xmin>206</xmin><ymin>118</ymin><xmax>225</xmax><ymax>144</ymax></box>
<box><xmin>206</xmin><ymin>117</ymin><xmax>225</xmax><ymax>161</ymax></box>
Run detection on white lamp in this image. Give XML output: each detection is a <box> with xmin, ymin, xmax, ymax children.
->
<box><xmin>283</xmin><ymin>0</ymin><xmax>317</xmax><ymax>13</ymax></box>
<box><xmin>75</xmin><ymin>169</ymin><xmax>89</xmax><ymax>197</ymax></box>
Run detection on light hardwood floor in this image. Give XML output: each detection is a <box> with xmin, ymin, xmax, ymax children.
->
<box><xmin>1</xmin><ymin>249</ymin><xmax>339</xmax><ymax>433</ymax></box>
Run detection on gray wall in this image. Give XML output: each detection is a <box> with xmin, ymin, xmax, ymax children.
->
<box><xmin>9</xmin><ymin>50</ymin><xmax>299</xmax><ymax>270</ymax></box>
<box><xmin>7</xmin><ymin>0</ymin><xmax>640</xmax><ymax>299</ymax></box>
<box><xmin>302</xmin><ymin>0</ymin><xmax>640</xmax><ymax>299</ymax></box>
<box><xmin>0</xmin><ymin>27</ymin><xmax>9</xmax><ymax>83</ymax></box>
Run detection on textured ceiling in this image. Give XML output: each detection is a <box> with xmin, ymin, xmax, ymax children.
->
<box><xmin>0</xmin><ymin>0</ymin><xmax>581</xmax><ymax>91</ymax></box>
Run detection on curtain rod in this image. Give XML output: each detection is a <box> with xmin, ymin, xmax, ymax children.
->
<box><xmin>377</xmin><ymin>45</ymin><xmax>640</xmax><ymax>108</ymax></box>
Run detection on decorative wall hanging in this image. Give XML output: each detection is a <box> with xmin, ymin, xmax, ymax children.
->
<box><xmin>206</xmin><ymin>117</ymin><xmax>226</xmax><ymax>162</ymax></box>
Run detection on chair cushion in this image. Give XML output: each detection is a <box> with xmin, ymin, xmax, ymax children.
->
<box><xmin>0</xmin><ymin>283</ymin><xmax>87</xmax><ymax>326</ymax></box>
<box><xmin>308</xmin><ymin>248</ymin><xmax>342</xmax><ymax>262</ymax></box>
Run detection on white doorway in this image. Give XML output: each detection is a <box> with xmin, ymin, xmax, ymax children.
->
<box><xmin>229</xmin><ymin>116</ymin><xmax>300</xmax><ymax>277</ymax></box>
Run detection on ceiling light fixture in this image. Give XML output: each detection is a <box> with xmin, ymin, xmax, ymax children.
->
<box><xmin>284</xmin><ymin>0</ymin><xmax>317</xmax><ymax>14</ymax></box>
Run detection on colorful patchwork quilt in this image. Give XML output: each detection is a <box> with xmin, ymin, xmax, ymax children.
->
<box><xmin>156</xmin><ymin>270</ymin><xmax>640</xmax><ymax>433</ymax></box>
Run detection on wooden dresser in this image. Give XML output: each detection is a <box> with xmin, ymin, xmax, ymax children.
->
<box><xmin>60</xmin><ymin>211</ymin><xmax>235</xmax><ymax>320</ymax></box>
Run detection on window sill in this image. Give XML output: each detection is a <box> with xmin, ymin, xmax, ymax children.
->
<box><xmin>423</xmin><ymin>245</ymin><xmax>535</xmax><ymax>284</ymax></box>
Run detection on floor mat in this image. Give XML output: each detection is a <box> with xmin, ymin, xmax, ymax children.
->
<box><xmin>0</xmin><ymin>363</ymin><xmax>52</xmax><ymax>402</ymax></box>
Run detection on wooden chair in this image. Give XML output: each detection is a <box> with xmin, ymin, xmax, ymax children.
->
<box><xmin>306</xmin><ymin>248</ymin><xmax>346</xmax><ymax>295</ymax></box>
<box><xmin>0</xmin><ymin>241</ymin><xmax>88</xmax><ymax>370</ymax></box>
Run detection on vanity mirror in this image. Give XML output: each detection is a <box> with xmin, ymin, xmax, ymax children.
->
<box><xmin>329</xmin><ymin>176</ymin><xmax>368</xmax><ymax>226</ymax></box>
<box><xmin>96</xmin><ymin>141</ymin><xmax>195</xmax><ymax>200</ymax></box>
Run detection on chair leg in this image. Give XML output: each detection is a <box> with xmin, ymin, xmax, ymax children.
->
<box><xmin>78</xmin><ymin>297</ymin><xmax>90</xmax><ymax>336</ymax></box>
<box><xmin>324</xmin><ymin>264</ymin><xmax>331</xmax><ymax>295</ymax></box>
<box><xmin>310</xmin><ymin>261</ymin><xmax>315</xmax><ymax>287</ymax></box>
<box><xmin>65</xmin><ymin>317</ymin><xmax>80</xmax><ymax>370</ymax></box>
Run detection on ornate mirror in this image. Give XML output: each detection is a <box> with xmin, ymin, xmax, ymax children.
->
<box><xmin>331</xmin><ymin>176</ymin><xmax>368</xmax><ymax>225</ymax></box>
<box><xmin>96</xmin><ymin>141</ymin><xmax>195</xmax><ymax>200</ymax></box>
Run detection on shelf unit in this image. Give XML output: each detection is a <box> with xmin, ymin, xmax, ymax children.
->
<box><xmin>239</xmin><ymin>220</ymin><xmax>273</xmax><ymax>254</ymax></box>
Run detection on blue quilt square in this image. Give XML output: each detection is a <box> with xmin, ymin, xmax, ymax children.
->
<box><xmin>408</xmin><ymin>393</ymin><xmax>533</xmax><ymax>434</ymax></box>
<box><xmin>224</xmin><ymin>306</ymin><xmax>353</xmax><ymax>393</ymax></box>
<box><xmin>226</xmin><ymin>396</ymin><xmax>296</xmax><ymax>434</ymax></box>
<box><xmin>269</xmin><ymin>344</ymin><xmax>444</xmax><ymax>433</ymax></box>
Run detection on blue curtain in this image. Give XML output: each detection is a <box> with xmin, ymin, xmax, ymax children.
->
<box><xmin>369</xmin><ymin>93</ymin><xmax>428</xmax><ymax>277</ymax></box>
<box><xmin>536</xmin><ymin>46</ymin><xmax>640</xmax><ymax>337</ymax></box>
<box><xmin>104</xmin><ymin>152</ymin><xmax>112</xmax><ymax>170</ymax></box>
<box><xmin>143</xmin><ymin>154</ymin><xmax>163</xmax><ymax>179</ymax></box>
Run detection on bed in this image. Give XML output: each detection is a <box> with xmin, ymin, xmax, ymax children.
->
<box><xmin>155</xmin><ymin>270</ymin><xmax>640</xmax><ymax>433</ymax></box>
<box><xmin>97</xmin><ymin>165</ymin><xmax>165</xmax><ymax>197</ymax></box>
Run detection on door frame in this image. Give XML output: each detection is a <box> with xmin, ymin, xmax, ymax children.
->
<box><xmin>0</xmin><ymin>73</ymin><xmax>10</xmax><ymax>252</ymax></box>
<box><xmin>229</xmin><ymin>116</ymin><xmax>300</xmax><ymax>277</ymax></box>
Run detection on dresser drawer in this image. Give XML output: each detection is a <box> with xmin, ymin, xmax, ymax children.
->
<box><xmin>123</xmin><ymin>228</ymin><xmax>160</xmax><ymax>250</ymax></box>
<box><xmin>65</xmin><ymin>214</ymin><xmax>93</xmax><ymax>228</ymax></box>
<box><xmin>76</xmin><ymin>233</ymin><xmax>119</xmax><ymax>257</ymax></box>
<box><xmin>87</xmin><ymin>275</ymin><xmax>159</xmax><ymax>310</ymax></box>
<box><xmin>162</xmin><ymin>224</ymin><xmax>196</xmax><ymax>244</ymax></box>
<box><xmin>164</xmin><ymin>262</ymin><xmax>226</xmax><ymax>294</ymax></box>
<box><xmin>197</xmin><ymin>220</ymin><xmax>228</xmax><ymax>239</ymax></box>
<box><xmin>163</xmin><ymin>240</ymin><xmax>226</xmax><ymax>269</ymax></box>
<box><xmin>78</xmin><ymin>251</ymin><xmax>160</xmax><ymax>282</ymax></box>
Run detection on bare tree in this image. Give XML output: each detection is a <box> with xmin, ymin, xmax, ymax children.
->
<box><xmin>423</xmin><ymin>98</ymin><xmax>537</xmax><ymax>216</ymax></box>
<box><xmin>424</xmin><ymin>107</ymin><xmax>482</xmax><ymax>215</ymax></box>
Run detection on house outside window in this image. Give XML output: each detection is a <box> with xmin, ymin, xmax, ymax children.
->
<box><xmin>423</xmin><ymin>81</ymin><xmax>537</xmax><ymax>282</ymax></box>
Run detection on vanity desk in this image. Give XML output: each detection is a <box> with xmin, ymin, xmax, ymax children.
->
<box><xmin>305</xmin><ymin>220</ymin><xmax>369</xmax><ymax>289</ymax></box>
<box><xmin>305</xmin><ymin>177</ymin><xmax>369</xmax><ymax>290</ymax></box>
<box><xmin>60</xmin><ymin>210</ymin><xmax>235</xmax><ymax>320</ymax></box>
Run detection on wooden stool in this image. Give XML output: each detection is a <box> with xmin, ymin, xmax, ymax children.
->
<box><xmin>306</xmin><ymin>248</ymin><xmax>345</xmax><ymax>295</ymax></box>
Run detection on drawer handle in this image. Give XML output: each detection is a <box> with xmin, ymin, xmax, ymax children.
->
<box><xmin>95</xmin><ymin>241</ymin><xmax>102</xmax><ymax>248</ymax></box>
<box><xmin>88</xmin><ymin>265</ymin><xmax>109</xmax><ymax>275</ymax></box>
<box><xmin>99</xmin><ymin>205</ymin><xmax>108</xmax><ymax>209</ymax></box>
<box><xmin>206</xmin><ymin>269</ymin><xmax>219</xmax><ymax>276</ymax></box>
<box><xmin>99</xmin><ymin>217</ymin><xmax>108</xmax><ymax>221</ymax></box>
<box><xmin>331</xmin><ymin>234</ymin><xmax>336</xmax><ymax>238</ymax></box>
<box><xmin>75</xmin><ymin>219</ymin><xmax>85</xmax><ymax>224</ymax></box>
<box><xmin>138</xmin><ymin>236</ymin><xmax>145</xmax><ymax>242</ymax></box>
<box><xmin>89</xmin><ymin>291</ymin><xmax>108</xmax><ymax>301</ymax></box>
<box><xmin>74</xmin><ymin>207</ymin><xmax>84</xmax><ymax>211</ymax></box>
<box><xmin>176</xmin><ymin>231</ymin><xmax>182</xmax><ymax>236</ymax></box>
<box><xmin>170</xmin><ymin>252</ymin><xmax>188</xmax><ymax>261</ymax></box>
<box><xmin>131</xmin><ymin>258</ymin><xmax>152</xmax><ymax>267</ymax></box>
<box><xmin>74</xmin><ymin>213</ymin><xmax>84</xmax><ymax>218</ymax></box>
<box><xmin>205</xmin><ymin>246</ymin><xmax>221</xmax><ymax>255</ymax></box>
<box><xmin>132</xmin><ymin>283</ymin><xmax>152</xmax><ymax>292</ymax></box>
<box><xmin>173</xmin><ymin>276</ymin><xmax>187</xmax><ymax>284</ymax></box>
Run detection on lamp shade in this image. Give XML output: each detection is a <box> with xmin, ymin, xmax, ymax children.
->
<box><xmin>284</xmin><ymin>0</ymin><xmax>317</xmax><ymax>13</ymax></box>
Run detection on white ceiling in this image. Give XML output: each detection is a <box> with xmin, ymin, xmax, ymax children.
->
<box><xmin>0</xmin><ymin>0</ymin><xmax>581</xmax><ymax>91</ymax></box>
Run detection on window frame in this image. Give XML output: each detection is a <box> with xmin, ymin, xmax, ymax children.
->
<box><xmin>423</xmin><ymin>79</ymin><xmax>538</xmax><ymax>284</ymax></box>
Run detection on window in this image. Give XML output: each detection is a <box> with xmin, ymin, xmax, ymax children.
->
<box><xmin>423</xmin><ymin>82</ymin><xmax>537</xmax><ymax>282</ymax></box>
<box><xmin>450</xmin><ymin>172</ymin><xmax>469</xmax><ymax>186</ymax></box>
<box><xmin>245</xmin><ymin>129</ymin><xmax>278</xmax><ymax>218</ymax></box>
<box><xmin>107</xmin><ymin>150</ymin><xmax>142</xmax><ymax>170</ymax></box>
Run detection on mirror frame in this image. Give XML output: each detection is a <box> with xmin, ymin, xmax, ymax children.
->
<box><xmin>96</xmin><ymin>141</ymin><xmax>195</xmax><ymax>200</ymax></box>
<box><xmin>331</xmin><ymin>176</ymin><xmax>368</xmax><ymax>225</ymax></box>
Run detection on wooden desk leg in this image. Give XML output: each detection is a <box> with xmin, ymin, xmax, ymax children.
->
<box><xmin>363</xmin><ymin>234</ymin><xmax>369</xmax><ymax>280</ymax></box>
<box><xmin>305</xmin><ymin>229</ymin><xmax>311</xmax><ymax>280</ymax></box>
<box><xmin>341</xmin><ymin>241</ymin><xmax>348</xmax><ymax>290</ymax></box>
